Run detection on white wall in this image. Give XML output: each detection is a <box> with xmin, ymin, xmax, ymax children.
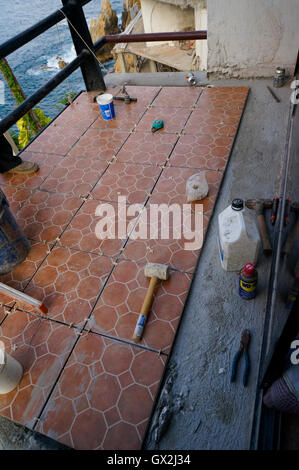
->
<box><xmin>141</xmin><ymin>0</ymin><xmax>195</xmax><ymax>46</ymax></box>
<box><xmin>208</xmin><ymin>0</ymin><xmax>299</xmax><ymax>77</ymax></box>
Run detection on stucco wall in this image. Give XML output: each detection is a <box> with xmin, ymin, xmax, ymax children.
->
<box><xmin>141</xmin><ymin>0</ymin><xmax>195</xmax><ymax>46</ymax></box>
<box><xmin>208</xmin><ymin>0</ymin><xmax>299</xmax><ymax>77</ymax></box>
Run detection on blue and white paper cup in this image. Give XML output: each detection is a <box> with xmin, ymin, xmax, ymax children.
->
<box><xmin>96</xmin><ymin>93</ymin><xmax>115</xmax><ymax>120</ymax></box>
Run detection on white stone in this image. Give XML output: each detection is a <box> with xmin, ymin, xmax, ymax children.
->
<box><xmin>186</xmin><ymin>172</ymin><xmax>209</xmax><ymax>202</ymax></box>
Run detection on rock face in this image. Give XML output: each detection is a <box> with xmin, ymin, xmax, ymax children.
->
<box><xmin>121</xmin><ymin>0</ymin><xmax>141</xmax><ymax>30</ymax></box>
<box><xmin>89</xmin><ymin>0</ymin><xmax>120</xmax><ymax>62</ymax></box>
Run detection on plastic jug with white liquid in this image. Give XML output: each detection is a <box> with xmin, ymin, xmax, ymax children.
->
<box><xmin>218</xmin><ymin>199</ymin><xmax>261</xmax><ymax>271</ymax></box>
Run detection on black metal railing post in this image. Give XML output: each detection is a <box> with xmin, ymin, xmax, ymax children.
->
<box><xmin>61</xmin><ymin>0</ymin><xmax>106</xmax><ymax>92</ymax></box>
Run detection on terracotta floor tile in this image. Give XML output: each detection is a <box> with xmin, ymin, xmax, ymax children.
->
<box><xmin>135</xmin><ymin>106</ymin><xmax>191</xmax><ymax>134</ymax></box>
<box><xmin>168</xmin><ymin>134</ymin><xmax>234</xmax><ymax>170</ymax></box>
<box><xmin>0</xmin><ymin>241</ymin><xmax>49</xmax><ymax>308</ymax></box>
<box><xmin>39</xmin><ymin>156</ymin><xmax>108</xmax><ymax>198</ymax></box>
<box><xmin>36</xmin><ymin>332</ymin><xmax>166</xmax><ymax>449</ymax></box>
<box><xmin>150</xmin><ymin>166</ymin><xmax>223</xmax><ymax>216</ymax></box>
<box><xmin>16</xmin><ymin>190</ymin><xmax>82</xmax><ymax>244</ymax></box>
<box><xmin>90</xmin><ymin>162</ymin><xmax>161</xmax><ymax>204</ymax></box>
<box><xmin>120</xmin><ymin>207</ymin><xmax>203</xmax><ymax>273</ymax></box>
<box><xmin>91</xmin><ymin>102</ymin><xmax>146</xmax><ymax>132</ymax></box>
<box><xmin>0</xmin><ymin>152</ymin><xmax>63</xmax><ymax>190</ymax></box>
<box><xmin>23</xmin><ymin>247</ymin><xmax>113</xmax><ymax>325</ymax></box>
<box><xmin>184</xmin><ymin>108</ymin><xmax>243</xmax><ymax>136</ymax></box>
<box><xmin>1</xmin><ymin>186</ymin><xmax>32</xmax><ymax>213</ymax></box>
<box><xmin>88</xmin><ymin>259</ymin><xmax>192</xmax><ymax>353</ymax></box>
<box><xmin>152</xmin><ymin>86</ymin><xmax>202</xmax><ymax>108</ymax></box>
<box><xmin>52</xmin><ymin>99</ymin><xmax>99</xmax><ymax>131</ymax></box>
<box><xmin>117</xmin><ymin>132</ymin><xmax>178</xmax><ymax>166</ymax></box>
<box><xmin>27</xmin><ymin>124</ymin><xmax>83</xmax><ymax>156</ymax></box>
<box><xmin>59</xmin><ymin>199</ymin><xmax>139</xmax><ymax>257</ymax></box>
<box><xmin>68</xmin><ymin>128</ymin><xmax>129</xmax><ymax>160</ymax></box>
<box><xmin>0</xmin><ymin>310</ymin><xmax>77</xmax><ymax>428</ymax></box>
<box><xmin>196</xmin><ymin>86</ymin><xmax>249</xmax><ymax>110</ymax></box>
<box><xmin>121</xmin><ymin>85</ymin><xmax>161</xmax><ymax>106</ymax></box>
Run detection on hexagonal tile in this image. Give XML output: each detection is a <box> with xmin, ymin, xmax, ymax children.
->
<box><xmin>0</xmin><ymin>152</ymin><xmax>63</xmax><ymax>190</ymax></box>
<box><xmin>0</xmin><ymin>186</ymin><xmax>32</xmax><ymax>213</ymax></box>
<box><xmin>16</xmin><ymin>190</ymin><xmax>82</xmax><ymax>243</ymax></box>
<box><xmin>68</xmin><ymin>128</ymin><xmax>129</xmax><ymax>160</ymax></box>
<box><xmin>90</xmin><ymin>162</ymin><xmax>161</xmax><ymax>204</ymax></box>
<box><xmin>89</xmin><ymin>259</ymin><xmax>192</xmax><ymax>352</ymax></box>
<box><xmin>91</xmin><ymin>102</ymin><xmax>146</xmax><ymax>132</ymax></box>
<box><xmin>0</xmin><ymin>310</ymin><xmax>77</xmax><ymax>427</ymax></box>
<box><xmin>0</xmin><ymin>241</ymin><xmax>49</xmax><ymax>308</ymax></box>
<box><xmin>135</xmin><ymin>106</ymin><xmax>191</xmax><ymax>134</ymax></box>
<box><xmin>58</xmin><ymin>198</ymin><xmax>139</xmax><ymax>257</ymax></box>
<box><xmin>36</xmin><ymin>332</ymin><xmax>165</xmax><ymax>449</ymax></box>
<box><xmin>184</xmin><ymin>107</ymin><xmax>243</xmax><ymax>136</ymax></box>
<box><xmin>117</xmin><ymin>132</ymin><xmax>178</xmax><ymax>165</ymax></box>
<box><xmin>195</xmin><ymin>86</ymin><xmax>249</xmax><ymax>110</ymax></box>
<box><xmin>168</xmin><ymin>134</ymin><xmax>234</xmax><ymax>170</ymax></box>
<box><xmin>152</xmin><ymin>86</ymin><xmax>202</xmax><ymax>107</ymax></box>
<box><xmin>27</xmin><ymin>124</ymin><xmax>83</xmax><ymax>156</ymax></box>
<box><xmin>39</xmin><ymin>156</ymin><xmax>108</xmax><ymax>197</ymax></box>
<box><xmin>23</xmin><ymin>247</ymin><xmax>114</xmax><ymax>326</ymax></box>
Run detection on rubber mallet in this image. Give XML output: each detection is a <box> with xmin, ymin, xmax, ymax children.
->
<box><xmin>132</xmin><ymin>263</ymin><xmax>169</xmax><ymax>342</ymax></box>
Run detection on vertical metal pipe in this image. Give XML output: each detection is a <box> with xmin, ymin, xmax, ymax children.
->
<box><xmin>61</xmin><ymin>0</ymin><xmax>106</xmax><ymax>91</ymax></box>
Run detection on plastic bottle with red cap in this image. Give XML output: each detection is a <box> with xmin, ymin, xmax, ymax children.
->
<box><xmin>239</xmin><ymin>263</ymin><xmax>258</xmax><ymax>299</ymax></box>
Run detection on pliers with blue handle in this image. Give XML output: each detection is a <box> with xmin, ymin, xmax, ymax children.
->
<box><xmin>230</xmin><ymin>329</ymin><xmax>251</xmax><ymax>387</ymax></box>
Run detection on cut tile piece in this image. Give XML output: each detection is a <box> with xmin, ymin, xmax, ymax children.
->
<box><xmin>68</xmin><ymin>128</ymin><xmax>129</xmax><ymax>160</ymax></box>
<box><xmin>152</xmin><ymin>86</ymin><xmax>202</xmax><ymax>108</ymax></box>
<box><xmin>27</xmin><ymin>124</ymin><xmax>83</xmax><ymax>156</ymax></box>
<box><xmin>16</xmin><ymin>190</ymin><xmax>82</xmax><ymax>244</ymax></box>
<box><xmin>196</xmin><ymin>86</ymin><xmax>249</xmax><ymax>110</ymax></box>
<box><xmin>23</xmin><ymin>247</ymin><xmax>114</xmax><ymax>326</ymax></box>
<box><xmin>88</xmin><ymin>259</ymin><xmax>192</xmax><ymax>353</ymax></box>
<box><xmin>91</xmin><ymin>103</ymin><xmax>146</xmax><ymax>131</ymax></box>
<box><xmin>117</xmin><ymin>132</ymin><xmax>178</xmax><ymax>165</ymax></box>
<box><xmin>0</xmin><ymin>310</ymin><xmax>77</xmax><ymax>428</ymax></box>
<box><xmin>0</xmin><ymin>241</ymin><xmax>49</xmax><ymax>308</ymax></box>
<box><xmin>184</xmin><ymin>107</ymin><xmax>243</xmax><ymax>136</ymax></box>
<box><xmin>135</xmin><ymin>106</ymin><xmax>191</xmax><ymax>134</ymax></box>
<box><xmin>36</xmin><ymin>332</ymin><xmax>166</xmax><ymax>450</ymax></box>
<box><xmin>168</xmin><ymin>134</ymin><xmax>234</xmax><ymax>170</ymax></box>
<box><xmin>91</xmin><ymin>162</ymin><xmax>161</xmax><ymax>204</ymax></box>
<box><xmin>59</xmin><ymin>199</ymin><xmax>139</xmax><ymax>257</ymax></box>
<box><xmin>40</xmin><ymin>156</ymin><xmax>108</xmax><ymax>198</ymax></box>
<box><xmin>0</xmin><ymin>152</ymin><xmax>63</xmax><ymax>190</ymax></box>
<box><xmin>120</xmin><ymin>206</ymin><xmax>203</xmax><ymax>273</ymax></box>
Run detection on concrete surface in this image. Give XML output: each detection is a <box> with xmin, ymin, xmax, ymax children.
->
<box><xmin>140</xmin><ymin>77</ymin><xmax>294</xmax><ymax>450</ymax></box>
<box><xmin>0</xmin><ymin>415</ymin><xmax>70</xmax><ymax>450</ymax></box>
<box><xmin>208</xmin><ymin>0</ymin><xmax>299</xmax><ymax>77</ymax></box>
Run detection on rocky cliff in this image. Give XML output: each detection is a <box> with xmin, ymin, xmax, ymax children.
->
<box><xmin>89</xmin><ymin>0</ymin><xmax>120</xmax><ymax>62</ymax></box>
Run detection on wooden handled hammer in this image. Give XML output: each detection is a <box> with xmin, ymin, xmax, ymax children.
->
<box><xmin>133</xmin><ymin>263</ymin><xmax>169</xmax><ymax>342</ymax></box>
<box><xmin>245</xmin><ymin>199</ymin><xmax>272</xmax><ymax>254</ymax></box>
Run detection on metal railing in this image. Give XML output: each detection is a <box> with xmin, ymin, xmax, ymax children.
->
<box><xmin>0</xmin><ymin>0</ymin><xmax>207</xmax><ymax>136</ymax></box>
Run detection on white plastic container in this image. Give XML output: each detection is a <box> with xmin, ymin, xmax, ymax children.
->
<box><xmin>218</xmin><ymin>199</ymin><xmax>260</xmax><ymax>271</ymax></box>
<box><xmin>96</xmin><ymin>93</ymin><xmax>115</xmax><ymax>121</ymax></box>
<box><xmin>0</xmin><ymin>351</ymin><xmax>23</xmax><ymax>394</ymax></box>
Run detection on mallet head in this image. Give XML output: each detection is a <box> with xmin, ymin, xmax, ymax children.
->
<box><xmin>144</xmin><ymin>263</ymin><xmax>169</xmax><ymax>280</ymax></box>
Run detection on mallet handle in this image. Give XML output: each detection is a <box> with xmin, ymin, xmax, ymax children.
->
<box><xmin>133</xmin><ymin>276</ymin><xmax>159</xmax><ymax>342</ymax></box>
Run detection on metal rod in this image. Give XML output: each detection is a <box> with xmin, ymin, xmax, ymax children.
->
<box><xmin>61</xmin><ymin>0</ymin><xmax>106</xmax><ymax>92</ymax></box>
<box><xmin>0</xmin><ymin>50</ymin><xmax>87</xmax><ymax>135</ymax></box>
<box><xmin>0</xmin><ymin>0</ymin><xmax>91</xmax><ymax>60</ymax></box>
<box><xmin>103</xmin><ymin>30</ymin><xmax>207</xmax><ymax>44</ymax></box>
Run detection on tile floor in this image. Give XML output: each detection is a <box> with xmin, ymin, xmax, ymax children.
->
<box><xmin>0</xmin><ymin>85</ymin><xmax>249</xmax><ymax>449</ymax></box>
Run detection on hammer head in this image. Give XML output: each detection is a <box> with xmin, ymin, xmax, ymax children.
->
<box><xmin>245</xmin><ymin>199</ymin><xmax>272</xmax><ymax>210</ymax></box>
<box><xmin>144</xmin><ymin>263</ymin><xmax>169</xmax><ymax>280</ymax></box>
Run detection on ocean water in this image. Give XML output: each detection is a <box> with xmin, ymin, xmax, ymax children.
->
<box><xmin>0</xmin><ymin>0</ymin><xmax>123</xmax><ymax>122</ymax></box>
